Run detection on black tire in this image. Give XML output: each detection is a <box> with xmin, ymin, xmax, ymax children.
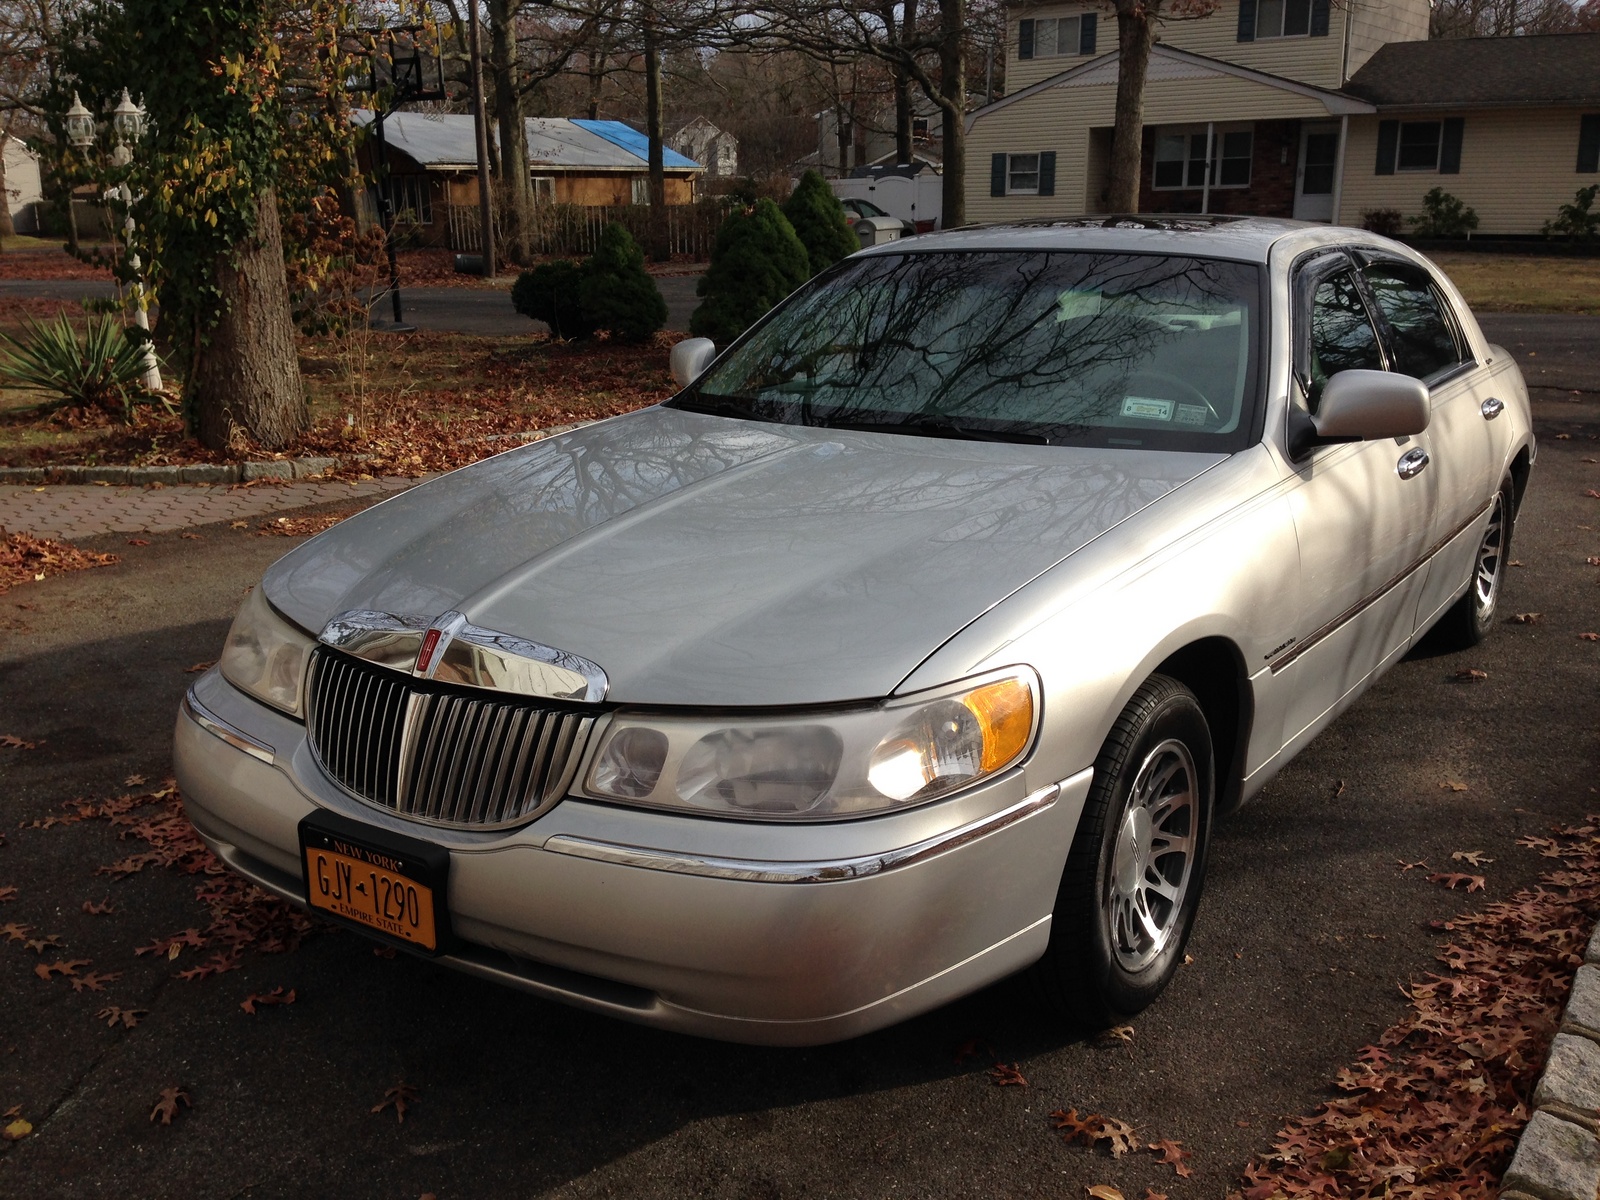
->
<box><xmin>1033</xmin><ymin>674</ymin><xmax>1214</xmax><ymax>1029</ymax></box>
<box><xmin>1433</xmin><ymin>475</ymin><xmax>1515</xmax><ymax>650</ymax></box>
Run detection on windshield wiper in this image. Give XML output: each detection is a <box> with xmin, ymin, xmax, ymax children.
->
<box><xmin>822</xmin><ymin>414</ymin><xmax>1052</xmax><ymax>445</ymax></box>
<box><xmin>670</xmin><ymin>394</ymin><xmax>779</xmax><ymax>423</ymax></box>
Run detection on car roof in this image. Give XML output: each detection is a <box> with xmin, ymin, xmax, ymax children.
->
<box><xmin>861</xmin><ymin>214</ymin><xmax>1318</xmax><ymax>264</ymax></box>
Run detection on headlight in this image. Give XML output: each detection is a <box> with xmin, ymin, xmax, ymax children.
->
<box><xmin>582</xmin><ymin>671</ymin><xmax>1036</xmax><ymax>821</ymax></box>
<box><xmin>218</xmin><ymin>585</ymin><xmax>314</xmax><ymax>718</ymax></box>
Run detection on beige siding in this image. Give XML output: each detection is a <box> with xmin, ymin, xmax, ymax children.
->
<box><xmin>968</xmin><ymin>72</ymin><xmax>1339</xmax><ymax>222</ymax></box>
<box><xmin>1005</xmin><ymin>1</ymin><xmax>1350</xmax><ymax>98</ymax></box>
<box><xmin>1337</xmin><ymin>109</ymin><xmax>1596</xmax><ymax>235</ymax></box>
<box><xmin>1344</xmin><ymin>0</ymin><xmax>1429</xmax><ymax>78</ymax></box>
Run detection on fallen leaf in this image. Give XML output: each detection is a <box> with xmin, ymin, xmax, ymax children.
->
<box><xmin>1440</xmin><ymin>781</ymin><xmax>1470</xmax><ymax>793</ymax></box>
<box><xmin>149</xmin><ymin>1086</ymin><xmax>191</xmax><ymax>1125</ymax></box>
<box><xmin>1556</xmin><ymin>433</ymin><xmax>1572</xmax><ymax>440</ymax></box>
<box><xmin>70</xmin><ymin>970</ymin><xmax>122</xmax><ymax>993</ymax></box>
<box><xmin>183</xmin><ymin>660</ymin><xmax>216</xmax><ymax>674</ymax></box>
<box><xmin>0</xmin><ymin>734</ymin><xmax>36</xmax><ymax>750</ymax></box>
<box><xmin>22</xmin><ymin>934</ymin><xmax>63</xmax><ymax>954</ymax></box>
<box><xmin>126</xmin><ymin>538</ymin><xmax>150</xmax><ymax>546</ymax></box>
<box><xmin>1332</xmin><ymin>779</ymin><xmax>1346</xmax><ymax>798</ymax></box>
<box><xmin>0</xmin><ymin>886</ymin><xmax>15</xmax><ymax>902</ymax></box>
<box><xmin>1</xmin><ymin>922</ymin><xmax>31</xmax><ymax>942</ymax></box>
<box><xmin>373</xmin><ymin>1080</ymin><xmax>419</xmax><ymax>1124</ymax></box>
<box><xmin>97</xmin><ymin>1005</ymin><xmax>146</xmax><ymax>1029</ymax></box>
<box><xmin>1148</xmin><ymin>1138</ymin><xmax>1194</xmax><ymax>1178</ymax></box>
<box><xmin>2</xmin><ymin>1118</ymin><xmax>31</xmax><ymax>1141</ymax></box>
<box><xmin>1580</xmin><ymin>633</ymin><xmax>1600</xmax><ymax>642</ymax></box>
<box><xmin>1052</xmin><ymin>1109</ymin><xmax>1138</xmax><ymax>1157</ymax></box>
<box><xmin>229</xmin><ymin>520</ymin><xmax>248</xmax><ymax>529</ymax></box>
<box><xmin>1427</xmin><ymin>871</ymin><xmax>1486</xmax><ymax>892</ymax></box>
<box><xmin>1508</xmin><ymin>612</ymin><xmax>1542</xmax><ymax>624</ymax></box>
<box><xmin>989</xmin><ymin>1062</ymin><xmax>1027</xmax><ymax>1087</ymax></box>
<box><xmin>1096</xmin><ymin>1024</ymin><xmax>1136</xmax><ymax>1047</ymax></box>
<box><xmin>1452</xmin><ymin>850</ymin><xmax>1493</xmax><ymax>866</ymax></box>
<box><xmin>240</xmin><ymin>986</ymin><xmax>297</xmax><ymax>1015</ymax></box>
<box><xmin>1452</xmin><ymin>668</ymin><xmax>1488</xmax><ymax>683</ymax></box>
<box><xmin>1144</xmin><ymin>1192</ymin><xmax>1168</xmax><ymax>1200</ymax></box>
<box><xmin>1509</xmin><ymin>559</ymin><xmax>1525</xmax><ymax>567</ymax></box>
<box><xmin>123</xmin><ymin>773</ymin><xmax>146</xmax><ymax>787</ymax></box>
<box><xmin>82</xmin><ymin>898</ymin><xmax>115</xmax><ymax>915</ymax></box>
<box><xmin>179</xmin><ymin>533</ymin><xmax>203</xmax><ymax>540</ymax></box>
<box><xmin>1397</xmin><ymin>859</ymin><xmax>1427</xmax><ymax>871</ymax></box>
<box><xmin>33</xmin><ymin>958</ymin><xmax>89</xmax><ymax>981</ymax></box>
<box><xmin>1586</xmin><ymin>557</ymin><xmax>1600</xmax><ymax>567</ymax></box>
<box><xmin>1086</xmin><ymin>1188</ymin><xmax>1125</xmax><ymax>1200</ymax></box>
<box><xmin>1182</xmin><ymin>953</ymin><xmax>1195</xmax><ymax>965</ymax></box>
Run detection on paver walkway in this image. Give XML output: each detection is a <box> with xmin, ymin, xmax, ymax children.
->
<box><xmin>0</xmin><ymin>476</ymin><xmax>419</xmax><ymax>541</ymax></box>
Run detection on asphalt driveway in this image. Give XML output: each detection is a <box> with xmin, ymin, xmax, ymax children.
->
<box><xmin>0</xmin><ymin>322</ymin><xmax>1596</xmax><ymax>1198</ymax></box>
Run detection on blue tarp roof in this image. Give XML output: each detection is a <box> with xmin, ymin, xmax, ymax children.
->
<box><xmin>574</xmin><ymin>120</ymin><xmax>700</xmax><ymax>170</ymax></box>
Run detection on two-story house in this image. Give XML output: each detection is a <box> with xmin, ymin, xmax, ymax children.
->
<box><xmin>965</xmin><ymin>0</ymin><xmax>1600</xmax><ymax>234</ymax></box>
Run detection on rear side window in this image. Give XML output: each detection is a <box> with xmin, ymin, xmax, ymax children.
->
<box><xmin>1362</xmin><ymin>263</ymin><xmax>1465</xmax><ymax>381</ymax></box>
<box><xmin>1308</xmin><ymin>270</ymin><xmax>1383</xmax><ymax>405</ymax></box>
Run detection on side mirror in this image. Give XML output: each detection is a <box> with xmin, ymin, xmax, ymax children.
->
<box><xmin>670</xmin><ymin>338</ymin><xmax>716</xmax><ymax>389</ymax></box>
<box><xmin>1290</xmin><ymin>370</ymin><xmax>1430</xmax><ymax>458</ymax></box>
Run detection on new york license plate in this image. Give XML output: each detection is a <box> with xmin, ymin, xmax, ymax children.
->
<box><xmin>299</xmin><ymin>814</ymin><xmax>449</xmax><ymax>953</ymax></box>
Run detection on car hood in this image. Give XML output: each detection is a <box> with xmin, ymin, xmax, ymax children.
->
<box><xmin>265</xmin><ymin>407</ymin><xmax>1224</xmax><ymax>706</ymax></box>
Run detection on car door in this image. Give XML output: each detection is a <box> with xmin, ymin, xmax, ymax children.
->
<box><xmin>1275</xmin><ymin>252</ymin><xmax>1439</xmax><ymax>749</ymax></box>
<box><xmin>1355</xmin><ymin>253</ymin><xmax>1498</xmax><ymax>630</ymax></box>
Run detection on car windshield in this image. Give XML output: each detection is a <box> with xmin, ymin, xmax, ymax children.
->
<box><xmin>856</xmin><ymin>199</ymin><xmax>888</xmax><ymax>217</ymax></box>
<box><xmin>679</xmin><ymin>250</ymin><xmax>1264</xmax><ymax>451</ymax></box>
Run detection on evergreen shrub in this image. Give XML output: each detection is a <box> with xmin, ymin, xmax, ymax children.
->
<box><xmin>578</xmin><ymin>223</ymin><xmax>667</xmax><ymax>344</ymax></box>
<box><xmin>690</xmin><ymin>199</ymin><xmax>811</xmax><ymax>345</ymax></box>
<box><xmin>511</xmin><ymin>259</ymin><xmax>593</xmax><ymax>340</ymax></box>
<box><xmin>781</xmin><ymin>170</ymin><xmax>858</xmax><ymax>277</ymax></box>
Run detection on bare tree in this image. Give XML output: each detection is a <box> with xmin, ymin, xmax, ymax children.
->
<box><xmin>1430</xmin><ymin>0</ymin><xmax>1600</xmax><ymax>35</ymax></box>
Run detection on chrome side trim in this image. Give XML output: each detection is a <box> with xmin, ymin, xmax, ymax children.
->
<box><xmin>182</xmin><ymin>688</ymin><xmax>276</xmax><ymax>765</ymax></box>
<box><xmin>317</xmin><ymin>609</ymin><xmax>609</xmax><ymax>703</ymax></box>
<box><xmin>542</xmin><ymin>781</ymin><xmax>1065</xmax><ymax>884</ymax></box>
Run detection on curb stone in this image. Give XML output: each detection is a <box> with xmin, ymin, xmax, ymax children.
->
<box><xmin>0</xmin><ymin>422</ymin><xmax>592</xmax><ymax>487</ymax></box>
<box><xmin>1503</xmin><ymin>938</ymin><xmax>1600</xmax><ymax>1199</ymax></box>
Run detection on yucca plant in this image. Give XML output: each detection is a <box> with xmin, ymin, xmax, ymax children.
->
<box><xmin>0</xmin><ymin>313</ymin><xmax>169</xmax><ymax>422</ymax></box>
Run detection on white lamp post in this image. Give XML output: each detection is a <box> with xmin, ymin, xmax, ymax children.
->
<box><xmin>70</xmin><ymin>88</ymin><xmax>161</xmax><ymax>392</ymax></box>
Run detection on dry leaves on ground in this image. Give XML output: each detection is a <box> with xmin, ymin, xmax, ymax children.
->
<box><xmin>149</xmin><ymin>1086</ymin><xmax>190</xmax><ymax>1125</ymax></box>
<box><xmin>1508</xmin><ymin>612</ymin><xmax>1542</xmax><ymax>625</ymax></box>
<box><xmin>1452</xmin><ymin>668</ymin><xmax>1489</xmax><ymax>683</ymax></box>
<box><xmin>241</xmin><ymin>986</ymin><xmax>297</xmax><ymax>1015</ymax></box>
<box><xmin>373</xmin><ymin>1081</ymin><xmax>419</xmax><ymax>1124</ymax></box>
<box><xmin>989</xmin><ymin>1062</ymin><xmax>1027</xmax><ymax>1087</ymax></box>
<box><xmin>97</xmin><ymin>1005</ymin><xmax>146</xmax><ymax>1029</ymax></box>
<box><xmin>1</xmin><ymin>529</ymin><xmax>118</xmax><ymax>595</ymax></box>
<box><xmin>1428</xmin><ymin>872</ymin><xmax>1487</xmax><ymax>892</ymax></box>
<box><xmin>256</xmin><ymin>512</ymin><xmax>352</xmax><ymax>538</ymax></box>
<box><xmin>69</xmin><ymin>970</ymin><xmax>121</xmax><ymax>993</ymax></box>
<box><xmin>1052</xmin><ymin>1109</ymin><xmax>1140</xmax><ymax>1158</ymax></box>
<box><xmin>1234</xmin><ymin>816</ymin><xmax>1600</xmax><ymax>1198</ymax></box>
<box><xmin>0</xmin><ymin>734</ymin><xmax>36</xmax><ymax>749</ymax></box>
<box><xmin>2</xmin><ymin>1115</ymin><xmax>32</xmax><ymax>1142</ymax></box>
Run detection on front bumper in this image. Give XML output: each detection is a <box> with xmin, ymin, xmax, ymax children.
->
<box><xmin>174</xmin><ymin>670</ymin><xmax>1089</xmax><ymax>1045</ymax></box>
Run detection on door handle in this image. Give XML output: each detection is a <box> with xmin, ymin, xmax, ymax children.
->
<box><xmin>1480</xmin><ymin>397</ymin><xmax>1505</xmax><ymax>421</ymax></box>
<box><xmin>1397</xmin><ymin>447</ymin><xmax>1430</xmax><ymax>479</ymax></box>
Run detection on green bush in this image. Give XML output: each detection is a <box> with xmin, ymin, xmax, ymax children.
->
<box><xmin>781</xmin><ymin>170</ymin><xmax>859</xmax><ymax>277</ymax></box>
<box><xmin>511</xmin><ymin>260</ymin><xmax>594</xmax><ymax>340</ymax></box>
<box><xmin>690</xmin><ymin>199</ymin><xmax>811</xmax><ymax>345</ymax></box>
<box><xmin>0</xmin><ymin>313</ymin><xmax>167</xmax><ymax>422</ymax></box>
<box><xmin>1408</xmin><ymin>187</ymin><xmax>1479</xmax><ymax>239</ymax></box>
<box><xmin>578</xmin><ymin>223</ymin><xmax>667</xmax><ymax>344</ymax></box>
<box><xmin>1544</xmin><ymin>184</ymin><xmax>1600</xmax><ymax>242</ymax></box>
<box><xmin>1360</xmin><ymin>208</ymin><xmax>1404</xmax><ymax>237</ymax></box>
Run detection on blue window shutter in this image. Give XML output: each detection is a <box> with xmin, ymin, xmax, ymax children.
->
<box><xmin>1310</xmin><ymin>0</ymin><xmax>1330</xmax><ymax>36</ymax></box>
<box><xmin>1079</xmin><ymin>13</ymin><xmax>1097</xmax><ymax>54</ymax></box>
<box><xmin>1577</xmin><ymin>114</ymin><xmax>1599</xmax><ymax>173</ymax></box>
<box><xmin>1440</xmin><ymin>118</ymin><xmax>1464</xmax><ymax>174</ymax></box>
<box><xmin>991</xmin><ymin>153</ymin><xmax>1008</xmax><ymax>197</ymax></box>
<box><xmin>1237</xmin><ymin>0</ymin><xmax>1256</xmax><ymax>42</ymax></box>
<box><xmin>1018</xmin><ymin>19</ymin><xmax>1034</xmax><ymax>60</ymax></box>
<box><xmin>1376</xmin><ymin>120</ymin><xmax>1398</xmax><ymax>175</ymax></box>
<box><xmin>1039</xmin><ymin>152</ymin><xmax>1057</xmax><ymax>196</ymax></box>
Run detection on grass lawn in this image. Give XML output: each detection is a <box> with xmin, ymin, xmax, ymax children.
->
<box><xmin>0</xmin><ymin>233</ymin><xmax>63</xmax><ymax>252</ymax></box>
<box><xmin>1428</xmin><ymin>251</ymin><xmax>1600</xmax><ymax>316</ymax></box>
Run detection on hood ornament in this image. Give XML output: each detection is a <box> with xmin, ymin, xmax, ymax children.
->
<box><xmin>319</xmin><ymin>610</ymin><xmax>608</xmax><ymax>704</ymax></box>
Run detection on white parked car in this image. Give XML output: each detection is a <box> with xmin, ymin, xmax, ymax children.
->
<box><xmin>177</xmin><ymin>216</ymin><xmax>1533</xmax><ymax>1044</ymax></box>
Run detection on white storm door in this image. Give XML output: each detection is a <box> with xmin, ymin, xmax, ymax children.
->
<box><xmin>1293</xmin><ymin>124</ymin><xmax>1340</xmax><ymax>223</ymax></box>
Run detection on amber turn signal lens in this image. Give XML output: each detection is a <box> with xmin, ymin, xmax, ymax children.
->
<box><xmin>963</xmin><ymin>678</ymin><xmax>1034</xmax><ymax>772</ymax></box>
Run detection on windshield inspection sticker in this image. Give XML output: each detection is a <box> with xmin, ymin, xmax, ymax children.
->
<box><xmin>1121</xmin><ymin>397</ymin><xmax>1173</xmax><ymax>421</ymax></box>
<box><xmin>1176</xmin><ymin>403</ymin><xmax>1208</xmax><ymax>426</ymax></box>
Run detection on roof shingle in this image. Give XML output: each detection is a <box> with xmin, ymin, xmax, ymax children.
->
<box><xmin>1344</xmin><ymin>33</ymin><xmax>1600</xmax><ymax>110</ymax></box>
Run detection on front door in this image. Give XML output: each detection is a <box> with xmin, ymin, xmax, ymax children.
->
<box><xmin>1293</xmin><ymin>123</ymin><xmax>1340</xmax><ymax>223</ymax></box>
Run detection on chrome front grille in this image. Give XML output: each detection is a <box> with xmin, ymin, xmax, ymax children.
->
<box><xmin>306</xmin><ymin>648</ymin><xmax>597</xmax><ymax>829</ymax></box>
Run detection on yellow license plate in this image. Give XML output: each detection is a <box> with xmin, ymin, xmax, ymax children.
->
<box><xmin>304</xmin><ymin>843</ymin><xmax>438</xmax><ymax>951</ymax></box>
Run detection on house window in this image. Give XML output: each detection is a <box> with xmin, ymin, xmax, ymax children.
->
<box><xmin>531</xmin><ymin>176</ymin><xmax>555</xmax><ymax>203</ymax></box>
<box><xmin>1152</xmin><ymin>127</ymin><xmax>1253</xmax><ymax>190</ymax></box>
<box><xmin>1397</xmin><ymin>122</ymin><xmax>1441</xmax><ymax>171</ymax></box>
<box><xmin>1579</xmin><ymin>114</ymin><xmax>1600</xmax><ymax>173</ymax></box>
<box><xmin>383</xmin><ymin>175</ymin><xmax>433</xmax><ymax>224</ymax></box>
<box><xmin>912</xmin><ymin>118</ymin><xmax>930</xmax><ymax>144</ymax></box>
<box><xmin>1017</xmin><ymin>12</ymin><xmax>1096</xmax><ymax>59</ymax></box>
<box><xmin>1008</xmin><ymin>153</ymin><xmax>1041</xmax><ymax>194</ymax></box>
<box><xmin>1254</xmin><ymin>0</ymin><xmax>1310</xmax><ymax>38</ymax></box>
<box><xmin>631</xmin><ymin>177</ymin><xmax>651</xmax><ymax>205</ymax></box>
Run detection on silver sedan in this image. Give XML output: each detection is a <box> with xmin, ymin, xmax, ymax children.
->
<box><xmin>176</xmin><ymin>216</ymin><xmax>1533</xmax><ymax>1044</ymax></box>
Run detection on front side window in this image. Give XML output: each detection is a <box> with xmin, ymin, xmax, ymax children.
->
<box><xmin>1256</xmin><ymin>0</ymin><xmax>1311</xmax><ymax>37</ymax></box>
<box><xmin>1397</xmin><ymin>122</ymin><xmax>1442</xmax><ymax>171</ymax></box>
<box><xmin>1008</xmin><ymin>153</ymin><xmax>1041</xmax><ymax>194</ymax></box>
<box><xmin>680</xmin><ymin>251</ymin><xmax>1264</xmax><ymax>452</ymax></box>
<box><xmin>1152</xmin><ymin>128</ymin><xmax>1252</xmax><ymax>190</ymax></box>
<box><xmin>1307</xmin><ymin>269</ymin><xmax>1384</xmax><ymax>406</ymax></box>
<box><xmin>1362</xmin><ymin>263</ymin><xmax>1465</xmax><ymax>381</ymax></box>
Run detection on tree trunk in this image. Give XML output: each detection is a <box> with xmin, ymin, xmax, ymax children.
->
<box><xmin>489</xmin><ymin>0</ymin><xmax>533</xmax><ymax>264</ymax></box>
<box><xmin>586</xmin><ymin>47</ymin><xmax>605</xmax><ymax>119</ymax></box>
<box><xmin>193</xmin><ymin>187</ymin><xmax>307</xmax><ymax>451</ymax></box>
<box><xmin>938</xmin><ymin>0</ymin><xmax>966</xmax><ymax>227</ymax></box>
<box><xmin>883</xmin><ymin>0</ymin><xmax>916</xmax><ymax>165</ymax></box>
<box><xmin>642</xmin><ymin>4</ymin><xmax>668</xmax><ymax>260</ymax></box>
<box><xmin>1106</xmin><ymin>2</ymin><xmax>1157</xmax><ymax>213</ymax></box>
